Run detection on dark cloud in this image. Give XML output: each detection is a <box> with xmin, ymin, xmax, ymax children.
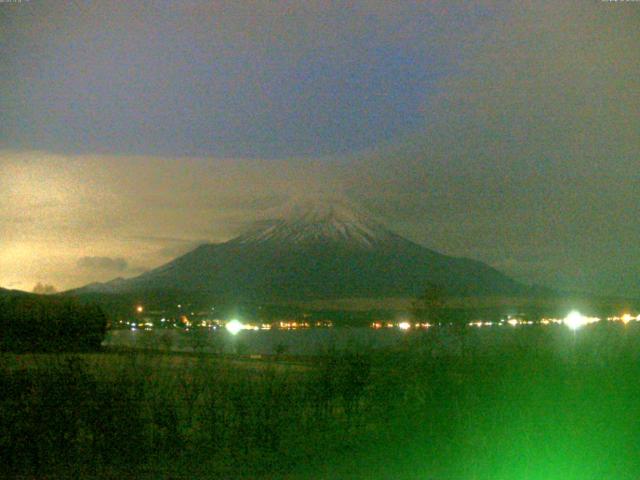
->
<box><xmin>341</xmin><ymin>1</ymin><xmax>640</xmax><ymax>295</ymax></box>
<box><xmin>77</xmin><ymin>256</ymin><xmax>128</xmax><ymax>272</ymax></box>
<box><xmin>0</xmin><ymin>1</ymin><xmax>473</xmax><ymax>158</ymax></box>
<box><xmin>212</xmin><ymin>193</ymin><xmax>290</xmax><ymax>213</ymax></box>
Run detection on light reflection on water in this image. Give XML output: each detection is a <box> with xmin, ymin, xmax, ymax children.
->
<box><xmin>104</xmin><ymin>327</ymin><xmax>406</xmax><ymax>355</ymax></box>
<box><xmin>102</xmin><ymin>323</ymin><xmax>636</xmax><ymax>356</ymax></box>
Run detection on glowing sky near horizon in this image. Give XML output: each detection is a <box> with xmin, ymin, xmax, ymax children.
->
<box><xmin>1</xmin><ymin>1</ymin><xmax>638</xmax><ymax>294</ymax></box>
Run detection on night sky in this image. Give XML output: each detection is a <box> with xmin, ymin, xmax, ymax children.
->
<box><xmin>1</xmin><ymin>1</ymin><xmax>638</xmax><ymax>295</ymax></box>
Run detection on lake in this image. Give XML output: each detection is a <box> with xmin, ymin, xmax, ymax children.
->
<box><xmin>102</xmin><ymin>322</ymin><xmax>633</xmax><ymax>356</ymax></box>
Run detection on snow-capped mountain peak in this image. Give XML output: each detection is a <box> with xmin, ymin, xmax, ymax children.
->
<box><xmin>70</xmin><ymin>199</ymin><xmax>526</xmax><ymax>299</ymax></box>
<box><xmin>233</xmin><ymin>201</ymin><xmax>393</xmax><ymax>248</ymax></box>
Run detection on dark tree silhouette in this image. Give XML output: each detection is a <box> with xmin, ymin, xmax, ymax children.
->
<box><xmin>0</xmin><ymin>294</ymin><xmax>108</xmax><ymax>352</ymax></box>
<box><xmin>412</xmin><ymin>282</ymin><xmax>446</xmax><ymax>325</ymax></box>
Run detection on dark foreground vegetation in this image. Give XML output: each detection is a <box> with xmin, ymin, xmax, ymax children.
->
<box><xmin>2</xmin><ymin>324</ymin><xmax>640</xmax><ymax>479</ymax></box>
<box><xmin>0</xmin><ymin>293</ymin><xmax>107</xmax><ymax>352</ymax></box>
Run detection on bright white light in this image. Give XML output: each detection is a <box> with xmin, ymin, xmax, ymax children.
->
<box><xmin>226</xmin><ymin>319</ymin><xmax>243</xmax><ymax>335</ymax></box>
<box><xmin>564</xmin><ymin>311</ymin><xmax>587</xmax><ymax>330</ymax></box>
<box><xmin>398</xmin><ymin>321</ymin><xmax>411</xmax><ymax>330</ymax></box>
<box><xmin>508</xmin><ymin>319</ymin><xmax>518</xmax><ymax>327</ymax></box>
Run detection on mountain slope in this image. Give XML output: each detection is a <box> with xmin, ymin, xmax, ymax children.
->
<box><xmin>74</xmin><ymin>202</ymin><xmax>527</xmax><ymax>301</ymax></box>
<box><xmin>0</xmin><ymin>287</ymin><xmax>32</xmax><ymax>298</ymax></box>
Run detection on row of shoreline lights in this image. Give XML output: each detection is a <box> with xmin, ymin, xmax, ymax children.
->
<box><xmin>396</xmin><ymin>312</ymin><xmax>638</xmax><ymax>331</ymax></box>
<box><xmin>549</xmin><ymin>311</ymin><xmax>639</xmax><ymax>330</ymax></box>
<box><xmin>225</xmin><ymin>312</ymin><xmax>638</xmax><ymax>333</ymax></box>
<box><xmin>138</xmin><ymin>307</ymin><xmax>637</xmax><ymax>333</ymax></box>
<box><xmin>225</xmin><ymin>319</ymin><xmax>306</xmax><ymax>334</ymax></box>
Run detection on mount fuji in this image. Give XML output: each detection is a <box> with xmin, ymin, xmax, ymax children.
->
<box><xmin>75</xmin><ymin>202</ymin><xmax>527</xmax><ymax>301</ymax></box>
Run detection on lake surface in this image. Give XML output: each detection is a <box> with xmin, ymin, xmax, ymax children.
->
<box><xmin>103</xmin><ymin>323</ymin><xmax>635</xmax><ymax>356</ymax></box>
<box><xmin>104</xmin><ymin>327</ymin><xmax>407</xmax><ymax>355</ymax></box>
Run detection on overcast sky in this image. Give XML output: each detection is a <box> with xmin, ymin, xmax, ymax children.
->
<box><xmin>1</xmin><ymin>1</ymin><xmax>638</xmax><ymax>295</ymax></box>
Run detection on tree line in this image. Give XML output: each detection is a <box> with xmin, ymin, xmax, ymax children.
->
<box><xmin>0</xmin><ymin>293</ymin><xmax>107</xmax><ymax>352</ymax></box>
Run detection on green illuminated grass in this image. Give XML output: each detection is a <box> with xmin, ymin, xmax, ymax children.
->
<box><xmin>2</xmin><ymin>323</ymin><xmax>640</xmax><ymax>479</ymax></box>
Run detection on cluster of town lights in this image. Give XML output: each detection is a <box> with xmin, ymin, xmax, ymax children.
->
<box><xmin>126</xmin><ymin>304</ymin><xmax>639</xmax><ymax>333</ymax></box>
<box><xmin>372</xmin><ymin>312</ymin><xmax>640</xmax><ymax>332</ymax></box>
<box><xmin>224</xmin><ymin>319</ymin><xmax>275</xmax><ymax>335</ymax></box>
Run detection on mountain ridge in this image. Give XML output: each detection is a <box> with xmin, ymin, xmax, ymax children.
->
<box><xmin>71</xmin><ymin>202</ymin><xmax>528</xmax><ymax>301</ymax></box>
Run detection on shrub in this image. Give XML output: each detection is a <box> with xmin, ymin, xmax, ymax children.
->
<box><xmin>0</xmin><ymin>295</ymin><xmax>107</xmax><ymax>352</ymax></box>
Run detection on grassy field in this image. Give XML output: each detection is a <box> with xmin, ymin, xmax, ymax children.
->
<box><xmin>2</xmin><ymin>323</ymin><xmax>640</xmax><ymax>479</ymax></box>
